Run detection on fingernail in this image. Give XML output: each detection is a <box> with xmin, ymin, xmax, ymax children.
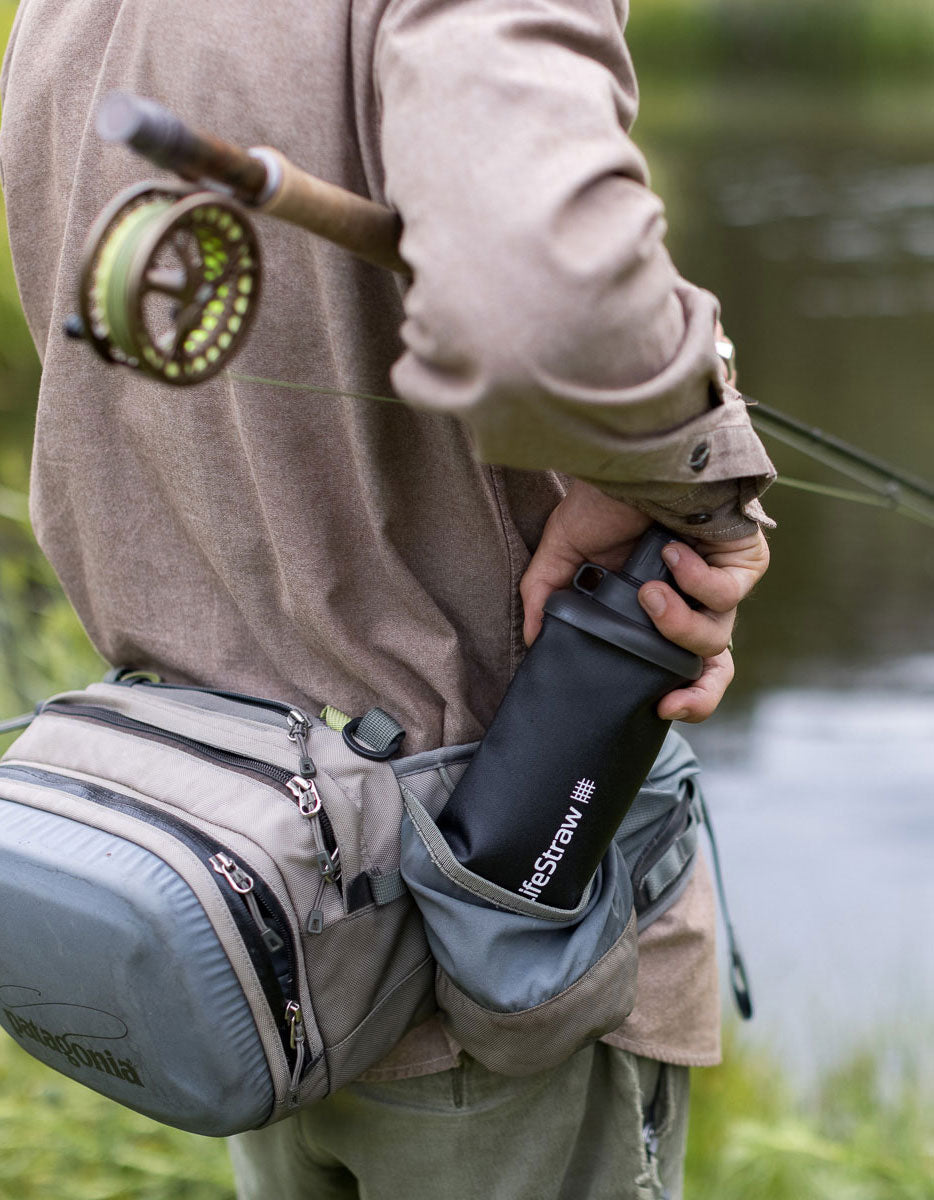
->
<box><xmin>640</xmin><ymin>588</ymin><xmax>666</xmax><ymax>617</ymax></box>
<box><xmin>662</xmin><ymin>544</ymin><xmax>680</xmax><ymax>566</ymax></box>
<box><xmin>670</xmin><ymin>708</ymin><xmax>689</xmax><ymax>722</ymax></box>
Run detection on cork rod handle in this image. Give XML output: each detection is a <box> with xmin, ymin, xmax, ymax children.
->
<box><xmin>250</xmin><ymin>147</ymin><xmax>407</xmax><ymax>277</ymax></box>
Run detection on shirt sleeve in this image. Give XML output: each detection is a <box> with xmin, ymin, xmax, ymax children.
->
<box><xmin>374</xmin><ymin>0</ymin><xmax>775</xmax><ymax>541</ymax></box>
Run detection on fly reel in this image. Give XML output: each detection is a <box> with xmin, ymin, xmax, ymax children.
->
<box><xmin>78</xmin><ymin>182</ymin><xmax>261</xmax><ymax>385</ymax></box>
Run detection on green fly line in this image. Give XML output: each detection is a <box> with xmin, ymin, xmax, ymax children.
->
<box><xmin>2</xmin><ymin>372</ymin><xmax>931</xmax><ymax>528</ymax></box>
<box><xmin>227</xmin><ymin>372</ymin><xmax>934</xmax><ymax>528</ymax></box>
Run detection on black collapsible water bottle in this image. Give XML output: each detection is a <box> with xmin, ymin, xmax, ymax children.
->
<box><xmin>435</xmin><ymin>524</ymin><xmax>703</xmax><ymax>909</ymax></box>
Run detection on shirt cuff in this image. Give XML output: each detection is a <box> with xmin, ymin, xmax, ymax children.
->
<box><xmin>580</xmin><ymin>389</ymin><xmax>777</xmax><ymax>542</ymax></box>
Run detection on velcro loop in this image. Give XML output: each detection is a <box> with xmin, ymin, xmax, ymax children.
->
<box><xmin>642</xmin><ymin>821</ymin><xmax>699</xmax><ymax>902</ymax></box>
<box><xmin>368</xmin><ymin>871</ymin><xmax>408</xmax><ymax>906</ymax></box>
<box><xmin>356</xmin><ymin>707</ymin><xmax>405</xmax><ymax>754</ymax></box>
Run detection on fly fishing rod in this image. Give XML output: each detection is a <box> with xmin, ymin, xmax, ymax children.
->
<box><xmin>68</xmin><ymin>91</ymin><xmax>934</xmax><ymax>524</ymax></box>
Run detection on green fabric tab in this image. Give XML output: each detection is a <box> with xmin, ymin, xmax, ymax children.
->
<box><xmin>320</xmin><ymin>705</ymin><xmax>352</xmax><ymax>732</ymax></box>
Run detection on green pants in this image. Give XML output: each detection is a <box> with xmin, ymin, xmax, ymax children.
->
<box><xmin>228</xmin><ymin>1045</ymin><xmax>689</xmax><ymax>1200</ymax></box>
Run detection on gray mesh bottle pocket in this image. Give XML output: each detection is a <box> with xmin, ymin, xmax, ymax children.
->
<box><xmin>398</xmin><ymin>786</ymin><xmax>639</xmax><ymax>1075</ymax></box>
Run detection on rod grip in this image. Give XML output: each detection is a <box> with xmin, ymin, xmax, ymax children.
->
<box><xmin>252</xmin><ymin>147</ymin><xmax>408</xmax><ymax>277</ymax></box>
<box><xmin>96</xmin><ymin>91</ymin><xmax>268</xmax><ymax>199</ymax></box>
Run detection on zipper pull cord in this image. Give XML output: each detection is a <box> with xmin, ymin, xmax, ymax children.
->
<box><xmin>287</xmin><ymin>710</ymin><xmax>316</xmax><ymax>777</ymax></box>
<box><xmin>696</xmin><ymin>786</ymin><xmax>754</xmax><ymax>1021</ymax></box>
<box><xmin>286</xmin><ymin>1001</ymin><xmax>307</xmax><ymax>1106</ymax></box>
<box><xmin>285</xmin><ymin>776</ymin><xmax>339</xmax><ymax>879</ymax></box>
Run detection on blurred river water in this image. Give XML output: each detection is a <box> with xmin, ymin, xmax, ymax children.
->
<box><xmin>634</xmin><ymin>77</ymin><xmax>934</xmax><ymax>1085</ymax></box>
<box><xmin>2</xmin><ymin>72</ymin><xmax>934</xmax><ymax>1087</ymax></box>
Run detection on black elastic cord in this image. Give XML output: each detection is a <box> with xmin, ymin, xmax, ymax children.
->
<box><xmin>697</xmin><ymin>787</ymin><xmax>754</xmax><ymax>1021</ymax></box>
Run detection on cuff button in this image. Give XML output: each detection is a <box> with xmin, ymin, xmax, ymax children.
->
<box><xmin>689</xmin><ymin>442</ymin><xmax>711</xmax><ymax>472</ymax></box>
<box><xmin>686</xmin><ymin>511</ymin><xmax>713</xmax><ymax>525</ymax></box>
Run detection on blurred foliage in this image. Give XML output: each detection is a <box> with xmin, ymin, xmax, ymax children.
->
<box><xmin>686</xmin><ymin>1031</ymin><xmax>934</xmax><ymax>1199</ymax></box>
<box><xmin>627</xmin><ymin>0</ymin><xmax>934</xmax><ymax>80</ymax></box>
<box><xmin>0</xmin><ymin>1036</ymin><xmax>235</xmax><ymax>1200</ymax></box>
<box><xmin>1</xmin><ymin>2</ymin><xmax>104</xmax><ymax>741</ymax></box>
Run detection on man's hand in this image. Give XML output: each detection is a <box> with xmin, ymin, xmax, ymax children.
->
<box><xmin>519</xmin><ymin>481</ymin><xmax>770</xmax><ymax>723</ymax></box>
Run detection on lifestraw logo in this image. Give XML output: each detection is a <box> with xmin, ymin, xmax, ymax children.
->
<box><xmin>517</xmin><ymin>779</ymin><xmax>596</xmax><ymax>902</ymax></box>
<box><xmin>569</xmin><ymin>779</ymin><xmax>596</xmax><ymax>805</ymax></box>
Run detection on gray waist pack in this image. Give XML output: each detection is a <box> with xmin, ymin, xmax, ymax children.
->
<box><xmin>0</xmin><ymin>675</ymin><xmax>703</xmax><ymax>1136</ymax></box>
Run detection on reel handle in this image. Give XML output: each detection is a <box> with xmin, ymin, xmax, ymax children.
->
<box><xmin>97</xmin><ymin>92</ymin><xmax>408</xmax><ymax>277</ymax></box>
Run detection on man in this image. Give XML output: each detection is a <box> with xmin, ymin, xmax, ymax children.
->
<box><xmin>1</xmin><ymin>0</ymin><xmax>772</xmax><ymax>1195</ymax></box>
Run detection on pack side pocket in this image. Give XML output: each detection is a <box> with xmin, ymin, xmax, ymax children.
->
<box><xmin>434</xmin><ymin>908</ymin><xmax>637</xmax><ymax>1077</ymax></box>
<box><xmin>400</xmin><ymin>789</ymin><xmax>637</xmax><ymax>1076</ymax></box>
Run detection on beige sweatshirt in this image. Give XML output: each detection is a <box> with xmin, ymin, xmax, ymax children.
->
<box><xmin>1</xmin><ymin>0</ymin><xmax>773</xmax><ymax>1073</ymax></box>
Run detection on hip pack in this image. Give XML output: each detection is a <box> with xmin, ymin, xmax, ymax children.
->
<box><xmin>0</xmin><ymin>674</ymin><xmax>707</xmax><ymax>1136</ymax></box>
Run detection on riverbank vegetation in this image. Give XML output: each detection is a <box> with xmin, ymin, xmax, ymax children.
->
<box><xmin>627</xmin><ymin>0</ymin><xmax>934</xmax><ymax>80</ymax></box>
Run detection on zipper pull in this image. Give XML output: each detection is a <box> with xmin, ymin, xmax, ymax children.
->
<box><xmin>285</xmin><ymin>776</ymin><xmax>339</xmax><ymax>879</ymax></box>
<box><xmin>287</xmin><ymin>709</ymin><xmax>316</xmax><ymax>777</ymax></box>
<box><xmin>210</xmin><ymin>853</ymin><xmax>285</xmax><ymax>953</ymax></box>
<box><xmin>210</xmin><ymin>851</ymin><xmax>252</xmax><ymax>893</ymax></box>
<box><xmin>286</xmin><ymin>1000</ymin><xmax>307</xmax><ymax>1107</ymax></box>
<box><xmin>306</xmin><ymin>872</ymin><xmax>331</xmax><ymax>935</ymax></box>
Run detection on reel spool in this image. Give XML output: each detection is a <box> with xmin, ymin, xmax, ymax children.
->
<box><xmin>78</xmin><ymin>182</ymin><xmax>261</xmax><ymax>385</ymax></box>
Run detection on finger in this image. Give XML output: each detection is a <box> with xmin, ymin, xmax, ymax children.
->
<box><xmin>519</xmin><ymin>543</ymin><xmax>580</xmax><ymax>646</ymax></box>
<box><xmin>520</xmin><ymin>573</ymin><xmax>556</xmax><ymax>646</ymax></box>
<box><xmin>660</xmin><ymin>533</ymin><xmax>769</xmax><ymax>614</ymax></box>
<box><xmin>657</xmin><ymin>650</ymin><xmax>735</xmax><ymax>723</ymax></box>
<box><xmin>638</xmin><ymin>582</ymin><xmax>736</xmax><ymax>659</ymax></box>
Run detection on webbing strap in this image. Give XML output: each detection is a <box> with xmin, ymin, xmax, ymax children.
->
<box><xmin>642</xmin><ymin>821</ymin><xmax>699</xmax><ymax>902</ymax></box>
<box><xmin>368</xmin><ymin>870</ymin><xmax>408</xmax><ymax>906</ymax></box>
<box><xmin>0</xmin><ymin>713</ymin><xmax>34</xmax><ymax>735</ymax></box>
<box><xmin>320</xmin><ymin>705</ymin><xmax>351</xmax><ymax>732</ymax></box>
<box><xmin>355</xmin><ymin>707</ymin><xmax>405</xmax><ymax>754</ymax></box>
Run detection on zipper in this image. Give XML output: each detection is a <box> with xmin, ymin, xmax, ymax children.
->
<box><xmin>305</xmin><ymin>869</ymin><xmax>336</xmax><ymax>935</ymax></box>
<box><xmin>114</xmin><ymin>674</ymin><xmax>318</xmax><ymax>729</ymax></box>
<box><xmin>0</xmin><ymin>761</ymin><xmax>305</xmax><ymax>1078</ymax></box>
<box><xmin>41</xmin><ymin>701</ymin><xmax>341</xmax><ymax>888</ymax></box>
<box><xmin>210</xmin><ymin>852</ymin><xmax>286</xmax><ymax>955</ymax></box>
<box><xmin>286</xmin><ymin>710</ymin><xmax>316</xmax><ymax>778</ymax></box>
<box><xmin>285</xmin><ymin>1000</ymin><xmax>307</xmax><ymax>1106</ymax></box>
<box><xmin>284</xmin><ymin>775</ymin><xmax>339</xmax><ymax>881</ymax></box>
